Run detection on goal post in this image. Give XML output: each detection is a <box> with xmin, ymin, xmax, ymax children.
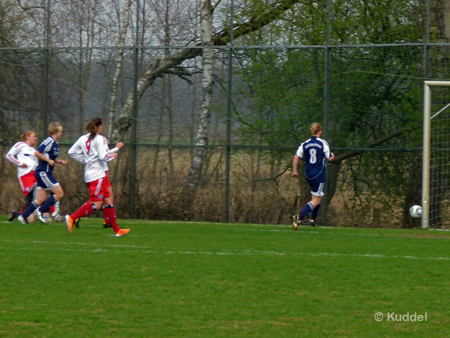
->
<box><xmin>422</xmin><ymin>80</ymin><xmax>450</xmax><ymax>228</ymax></box>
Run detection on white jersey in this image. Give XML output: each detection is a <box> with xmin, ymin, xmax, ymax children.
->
<box><xmin>6</xmin><ymin>142</ymin><xmax>37</xmax><ymax>178</ymax></box>
<box><xmin>68</xmin><ymin>134</ymin><xmax>116</xmax><ymax>183</ymax></box>
<box><xmin>103</xmin><ymin>144</ymin><xmax>115</xmax><ymax>172</ymax></box>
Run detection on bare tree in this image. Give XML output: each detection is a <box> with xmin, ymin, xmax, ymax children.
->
<box><xmin>110</xmin><ymin>0</ymin><xmax>301</xmax><ymax>142</ymax></box>
<box><xmin>177</xmin><ymin>0</ymin><xmax>215</xmax><ymax>206</ymax></box>
<box><xmin>73</xmin><ymin>0</ymin><xmax>98</xmax><ymax>134</ymax></box>
<box><xmin>108</xmin><ymin>0</ymin><xmax>300</xmax><ymax>210</ymax></box>
<box><xmin>107</xmin><ymin>0</ymin><xmax>133</xmax><ymax>139</ymax></box>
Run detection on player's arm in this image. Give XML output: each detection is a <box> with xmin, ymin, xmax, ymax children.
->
<box><xmin>35</xmin><ymin>150</ymin><xmax>54</xmax><ymax>166</ymax></box>
<box><xmin>103</xmin><ymin>139</ymin><xmax>124</xmax><ymax>161</ymax></box>
<box><xmin>68</xmin><ymin>138</ymin><xmax>86</xmax><ymax>164</ymax></box>
<box><xmin>6</xmin><ymin>144</ymin><xmax>24</xmax><ymax>166</ymax></box>
<box><xmin>106</xmin><ymin>142</ymin><xmax>124</xmax><ymax>154</ymax></box>
<box><xmin>323</xmin><ymin>141</ymin><xmax>334</xmax><ymax>161</ymax></box>
<box><xmin>55</xmin><ymin>158</ymin><xmax>67</xmax><ymax>165</ymax></box>
<box><xmin>328</xmin><ymin>152</ymin><xmax>335</xmax><ymax>161</ymax></box>
<box><xmin>36</xmin><ymin>139</ymin><xmax>56</xmax><ymax>166</ymax></box>
<box><xmin>292</xmin><ymin>154</ymin><xmax>301</xmax><ymax>179</ymax></box>
<box><xmin>97</xmin><ymin>137</ymin><xmax>109</xmax><ymax>161</ymax></box>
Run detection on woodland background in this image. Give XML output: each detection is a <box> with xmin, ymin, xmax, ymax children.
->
<box><xmin>1</xmin><ymin>0</ymin><xmax>450</xmax><ymax>228</ymax></box>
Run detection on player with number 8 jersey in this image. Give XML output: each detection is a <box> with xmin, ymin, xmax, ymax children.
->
<box><xmin>292</xmin><ymin>123</ymin><xmax>334</xmax><ymax>229</ymax></box>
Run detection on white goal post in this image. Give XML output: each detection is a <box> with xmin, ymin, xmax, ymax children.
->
<box><xmin>422</xmin><ymin>81</ymin><xmax>450</xmax><ymax>228</ymax></box>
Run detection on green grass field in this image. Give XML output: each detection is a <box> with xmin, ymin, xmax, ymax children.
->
<box><xmin>1</xmin><ymin>216</ymin><xmax>449</xmax><ymax>337</ymax></box>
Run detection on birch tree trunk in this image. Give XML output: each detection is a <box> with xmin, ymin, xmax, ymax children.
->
<box><xmin>177</xmin><ymin>0</ymin><xmax>214</xmax><ymax>208</ymax></box>
<box><xmin>110</xmin><ymin>0</ymin><xmax>301</xmax><ymax>142</ymax></box>
<box><xmin>76</xmin><ymin>2</ymin><xmax>96</xmax><ymax>135</ymax></box>
<box><xmin>107</xmin><ymin>0</ymin><xmax>133</xmax><ymax>139</ymax></box>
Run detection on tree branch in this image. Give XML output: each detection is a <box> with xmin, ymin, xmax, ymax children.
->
<box><xmin>333</xmin><ymin>129</ymin><xmax>403</xmax><ymax>163</ymax></box>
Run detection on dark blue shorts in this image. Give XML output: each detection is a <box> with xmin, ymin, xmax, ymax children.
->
<box><xmin>308</xmin><ymin>181</ymin><xmax>325</xmax><ymax>197</ymax></box>
<box><xmin>35</xmin><ymin>171</ymin><xmax>60</xmax><ymax>190</ymax></box>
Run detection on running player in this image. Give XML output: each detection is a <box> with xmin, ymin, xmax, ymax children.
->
<box><xmin>292</xmin><ymin>123</ymin><xmax>334</xmax><ymax>229</ymax></box>
<box><xmin>17</xmin><ymin>123</ymin><xmax>67</xmax><ymax>224</ymax></box>
<box><xmin>6</xmin><ymin>131</ymin><xmax>38</xmax><ymax>223</ymax></box>
<box><xmin>66</xmin><ymin>117</ymin><xmax>129</xmax><ymax>237</ymax></box>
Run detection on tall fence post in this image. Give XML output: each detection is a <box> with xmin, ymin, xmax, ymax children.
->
<box><xmin>424</xmin><ymin>0</ymin><xmax>430</xmax><ymax>78</ymax></box>
<box><xmin>225</xmin><ymin>0</ymin><xmax>235</xmax><ymax>223</ymax></box>
<box><xmin>43</xmin><ymin>0</ymin><xmax>51</xmax><ymax>138</ymax></box>
<box><xmin>130</xmin><ymin>0</ymin><xmax>140</xmax><ymax>219</ymax></box>
<box><xmin>323</xmin><ymin>0</ymin><xmax>332</xmax><ymax>226</ymax></box>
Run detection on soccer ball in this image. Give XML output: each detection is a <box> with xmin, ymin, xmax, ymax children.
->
<box><xmin>409</xmin><ymin>205</ymin><xmax>422</xmax><ymax>218</ymax></box>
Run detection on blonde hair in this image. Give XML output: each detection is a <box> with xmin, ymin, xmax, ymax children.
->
<box><xmin>48</xmin><ymin>122</ymin><xmax>63</xmax><ymax>135</ymax></box>
<box><xmin>310</xmin><ymin>122</ymin><xmax>323</xmax><ymax>136</ymax></box>
<box><xmin>21</xmin><ymin>131</ymin><xmax>35</xmax><ymax>142</ymax></box>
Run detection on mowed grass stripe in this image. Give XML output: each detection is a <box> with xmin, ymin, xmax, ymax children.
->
<box><xmin>1</xmin><ymin>216</ymin><xmax>450</xmax><ymax>337</ymax></box>
<box><xmin>1</xmin><ymin>239</ymin><xmax>450</xmax><ymax>261</ymax></box>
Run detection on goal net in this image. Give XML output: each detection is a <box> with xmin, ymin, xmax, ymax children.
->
<box><xmin>422</xmin><ymin>81</ymin><xmax>450</xmax><ymax>228</ymax></box>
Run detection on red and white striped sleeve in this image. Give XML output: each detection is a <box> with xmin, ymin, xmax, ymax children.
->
<box><xmin>5</xmin><ymin>142</ymin><xmax>24</xmax><ymax>166</ymax></box>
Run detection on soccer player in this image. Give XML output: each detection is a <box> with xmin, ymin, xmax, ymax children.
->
<box><xmin>66</xmin><ymin>117</ymin><xmax>130</xmax><ymax>237</ymax></box>
<box><xmin>292</xmin><ymin>122</ymin><xmax>334</xmax><ymax>230</ymax></box>
<box><xmin>17</xmin><ymin>123</ymin><xmax>67</xmax><ymax>224</ymax></box>
<box><xmin>100</xmin><ymin>146</ymin><xmax>115</xmax><ymax>228</ymax></box>
<box><xmin>6</xmin><ymin>131</ymin><xmax>38</xmax><ymax>223</ymax></box>
<box><xmin>73</xmin><ymin>141</ymin><xmax>115</xmax><ymax>229</ymax></box>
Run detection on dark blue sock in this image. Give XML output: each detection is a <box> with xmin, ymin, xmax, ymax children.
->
<box><xmin>39</xmin><ymin>195</ymin><xmax>56</xmax><ymax>213</ymax></box>
<box><xmin>311</xmin><ymin>204</ymin><xmax>321</xmax><ymax>219</ymax></box>
<box><xmin>300</xmin><ymin>202</ymin><xmax>314</xmax><ymax>219</ymax></box>
<box><xmin>22</xmin><ymin>201</ymin><xmax>38</xmax><ymax>219</ymax></box>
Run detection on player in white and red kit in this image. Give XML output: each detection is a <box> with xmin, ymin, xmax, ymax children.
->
<box><xmin>66</xmin><ymin>117</ymin><xmax>130</xmax><ymax>237</ymax></box>
<box><xmin>5</xmin><ymin>131</ymin><xmax>38</xmax><ymax>222</ymax></box>
<box><xmin>17</xmin><ymin>123</ymin><xmax>67</xmax><ymax>225</ymax></box>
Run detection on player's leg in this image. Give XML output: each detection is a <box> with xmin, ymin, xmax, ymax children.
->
<box><xmin>102</xmin><ymin>196</ymin><xmax>129</xmax><ymax>237</ymax></box>
<box><xmin>33</xmin><ymin>172</ymin><xmax>62</xmax><ymax>223</ymax></box>
<box><xmin>51</xmin><ymin>200</ymin><xmax>64</xmax><ymax>222</ymax></box>
<box><xmin>18</xmin><ymin>187</ymin><xmax>46</xmax><ymax>224</ymax></box>
<box><xmin>101</xmin><ymin>176</ymin><xmax>113</xmax><ymax>228</ymax></box>
<box><xmin>26</xmin><ymin>185</ymin><xmax>38</xmax><ymax>223</ymax></box>
<box><xmin>12</xmin><ymin>176</ymin><xmax>36</xmax><ymax>223</ymax></box>
<box><xmin>8</xmin><ymin>211</ymin><xmax>20</xmax><ymax>222</ymax></box>
<box><xmin>64</xmin><ymin>179</ymin><xmax>104</xmax><ymax>233</ymax></box>
<box><xmin>36</xmin><ymin>185</ymin><xmax>64</xmax><ymax>223</ymax></box>
<box><xmin>309</xmin><ymin>196</ymin><xmax>323</xmax><ymax>227</ymax></box>
<box><xmin>292</xmin><ymin>182</ymin><xmax>324</xmax><ymax>230</ymax></box>
<box><xmin>310</xmin><ymin>203</ymin><xmax>321</xmax><ymax>227</ymax></box>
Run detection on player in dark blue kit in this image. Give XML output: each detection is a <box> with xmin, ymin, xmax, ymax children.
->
<box><xmin>17</xmin><ymin>123</ymin><xmax>67</xmax><ymax>224</ymax></box>
<box><xmin>292</xmin><ymin>123</ymin><xmax>334</xmax><ymax>230</ymax></box>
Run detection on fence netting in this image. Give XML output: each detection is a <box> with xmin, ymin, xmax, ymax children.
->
<box><xmin>1</xmin><ymin>0</ymin><xmax>448</xmax><ymax>227</ymax></box>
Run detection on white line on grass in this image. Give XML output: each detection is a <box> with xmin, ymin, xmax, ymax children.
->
<box><xmin>1</xmin><ymin>239</ymin><xmax>450</xmax><ymax>261</ymax></box>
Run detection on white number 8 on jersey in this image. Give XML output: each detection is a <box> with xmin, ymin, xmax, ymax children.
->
<box><xmin>309</xmin><ymin>148</ymin><xmax>317</xmax><ymax>163</ymax></box>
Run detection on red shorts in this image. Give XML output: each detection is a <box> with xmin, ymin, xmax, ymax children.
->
<box><xmin>104</xmin><ymin>171</ymin><xmax>112</xmax><ymax>189</ymax></box>
<box><xmin>86</xmin><ymin>177</ymin><xmax>111</xmax><ymax>202</ymax></box>
<box><xmin>19</xmin><ymin>171</ymin><xmax>37</xmax><ymax>196</ymax></box>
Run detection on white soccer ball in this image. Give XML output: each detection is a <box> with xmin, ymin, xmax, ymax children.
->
<box><xmin>409</xmin><ymin>205</ymin><xmax>422</xmax><ymax>218</ymax></box>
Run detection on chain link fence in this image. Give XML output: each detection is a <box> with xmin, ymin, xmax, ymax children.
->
<box><xmin>0</xmin><ymin>0</ymin><xmax>448</xmax><ymax>227</ymax></box>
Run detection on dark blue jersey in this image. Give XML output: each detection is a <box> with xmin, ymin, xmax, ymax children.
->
<box><xmin>36</xmin><ymin>136</ymin><xmax>59</xmax><ymax>175</ymax></box>
<box><xmin>296</xmin><ymin>136</ymin><xmax>332</xmax><ymax>183</ymax></box>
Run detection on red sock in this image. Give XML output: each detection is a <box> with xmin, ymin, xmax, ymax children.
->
<box><xmin>103</xmin><ymin>205</ymin><xmax>120</xmax><ymax>233</ymax></box>
<box><xmin>70</xmin><ymin>202</ymin><xmax>94</xmax><ymax>220</ymax></box>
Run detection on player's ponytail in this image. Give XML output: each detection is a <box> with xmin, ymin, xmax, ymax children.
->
<box><xmin>85</xmin><ymin>117</ymin><xmax>102</xmax><ymax>139</ymax></box>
